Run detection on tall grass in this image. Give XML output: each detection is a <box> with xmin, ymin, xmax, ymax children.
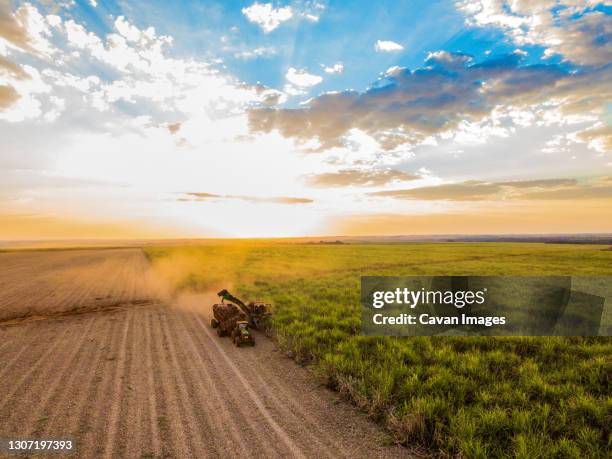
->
<box><xmin>145</xmin><ymin>242</ymin><xmax>612</xmax><ymax>457</ymax></box>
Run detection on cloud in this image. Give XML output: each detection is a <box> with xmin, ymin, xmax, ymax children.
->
<box><xmin>0</xmin><ymin>2</ymin><xmax>56</xmax><ymax>56</ymax></box>
<box><xmin>574</xmin><ymin>123</ymin><xmax>612</xmax><ymax>154</ymax></box>
<box><xmin>0</xmin><ymin>1</ymin><xmax>313</xmax><ymax>238</ymax></box>
<box><xmin>250</xmin><ymin>52</ymin><xmax>588</xmax><ymax>150</ymax></box>
<box><xmin>0</xmin><ymin>54</ymin><xmax>29</xmax><ymax>79</ymax></box>
<box><xmin>0</xmin><ymin>7</ymin><xmax>282</xmax><ymax>124</ymax></box>
<box><xmin>495</xmin><ymin>179</ymin><xmax>577</xmax><ymax>188</ymax></box>
<box><xmin>252</xmin><ymin>83</ymin><xmax>287</xmax><ymax>105</ymax></box>
<box><xmin>285</xmin><ymin>67</ymin><xmax>323</xmax><ymax>87</ymax></box>
<box><xmin>184</xmin><ymin>192</ymin><xmax>219</xmax><ymax>199</ymax></box>
<box><xmin>250</xmin><ymin>48</ymin><xmax>612</xmax><ymax>152</ymax></box>
<box><xmin>371</xmin><ymin>181</ymin><xmax>503</xmax><ymax>201</ymax></box>
<box><xmin>518</xmin><ymin>185</ymin><xmax>612</xmax><ymax>200</ymax></box>
<box><xmin>182</xmin><ymin>192</ymin><xmax>313</xmax><ymax>204</ymax></box>
<box><xmin>425</xmin><ymin>50</ymin><xmax>472</xmax><ymax>68</ymax></box>
<box><xmin>167</xmin><ymin>122</ymin><xmax>181</xmax><ymax>134</ymax></box>
<box><xmin>1</xmin><ymin>1</ymin><xmax>609</xmax><ymax>238</ymax></box>
<box><xmin>369</xmin><ymin>177</ymin><xmax>612</xmax><ymax>201</ymax></box>
<box><xmin>0</xmin><ymin>0</ymin><xmax>31</xmax><ymax>51</ymax></box>
<box><xmin>307</xmin><ymin>168</ymin><xmax>418</xmax><ymax>187</ymax></box>
<box><xmin>374</xmin><ymin>40</ymin><xmax>404</xmax><ymax>52</ymax></box>
<box><xmin>242</xmin><ymin>2</ymin><xmax>293</xmax><ymax>33</ymax></box>
<box><xmin>322</xmin><ymin>62</ymin><xmax>344</xmax><ymax>74</ymax></box>
<box><xmin>234</xmin><ymin>46</ymin><xmax>277</xmax><ymax>59</ymax></box>
<box><xmin>299</xmin><ymin>1</ymin><xmax>326</xmax><ymax>22</ymax></box>
<box><xmin>0</xmin><ymin>84</ymin><xmax>19</xmax><ymax>109</ymax></box>
<box><xmin>0</xmin><ymin>64</ymin><xmax>52</xmax><ymax>122</ymax></box>
<box><xmin>262</xmin><ymin>196</ymin><xmax>313</xmax><ymax>204</ymax></box>
<box><xmin>284</xmin><ymin>67</ymin><xmax>322</xmax><ymax>94</ymax></box>
<box><xmin>457</xmin><ymin>1</ymin><xmax>611</xmax><ymax>65</ymax></box>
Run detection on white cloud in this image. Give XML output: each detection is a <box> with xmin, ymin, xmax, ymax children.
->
<box><xmin>299</xmin><ymin>1</ymin><xmax>325</xmax><ymax>22</ymax></box>
<box><xmin>384</xmin><ymin>65</ymin><xmax>404</xmax><ymax>77</ymax></box>
<box><xmin>89</xmin><ymin>0</ymin><xmax>97</xmax><ymax>7</ymax></box>
<box><xmin>374</xmin><ymin>40</ymin><xmax>404</xmax><ymax>52</ymax></box>
<box><xmin>46</xmin><ymin>14</ymin><xmax>62</xmax><ymax>28</ymax></box>
<box><xmin>457</xmin><ymin>1</ymin><xmax>611</xmax><ymax>65</ymax></box>
<box><xmin>114</xmin><ymin>16</ymin><xmax>143</xmax><ymax>43</ymax></box>
<box><xmin>64</xmin><ymin>19</ymin><xmax>103</xmax><ymax>51</ymax></box>
<box><xmin>302</xmin><ymin>13</ymin><xmax>320</xmax><ymax>22</ymax></box>
<box><xmin>241</xmin><ymin>2</ymin><xmax>293</xmax><ymax>33</ymax></box>
<box><xmin>0</xmin><ymin>66</ymin><xmax>52</xmax><ymax>122</ymax></box>
<box><xmin>285</xmin><ymin>67</ymin><xmax>322</xmax><ymax>87</ymax></box>
<box><xmin>0</xmin><ymin>3</ymin><xmax>58</xmax><ymax>57</ymax></box>
<box><xmin>322</xmin><ymin>63</ymin><xmax>344</xmax><ymax>74</ymax></box>
<box><xmin>426</xmin><ymin>50</ymin><xmax>472</xmax><ymax>67</ymax></box>
<box><xmin>1</xmin><ymin>9</ymin><xmax>282</xmax><ymax>125</ymax></box>
<box><xmin>234</xmin><ymin>46</ymin><xmax>277</xmax><ymax>59</ymax></box>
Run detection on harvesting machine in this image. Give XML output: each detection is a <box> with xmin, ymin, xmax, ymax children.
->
<box><xmin>210</xmin><ymin>289</ymin><xmax>272</xmax><ymax>347</ymax></box>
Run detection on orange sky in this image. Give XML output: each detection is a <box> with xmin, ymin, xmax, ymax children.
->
<box><xmin>1</xmin><ymin>198</ymin><xmax>611</xmax><ymax>240</ymax></box>
<box><xmin>0</xmin><ymin>214</ymin><xmax>182</xmax><ymax>240</ymax></box>
<box><xmin>331</xmin><ymin>199</ymin><xmax>612</xmax><ymax>236</ymax></box>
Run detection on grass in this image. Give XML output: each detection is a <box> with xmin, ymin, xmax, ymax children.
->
<box><xmin>145</xmin><ymin>242</ymin><xmax>612</xmax><ymax>457</ymax></box>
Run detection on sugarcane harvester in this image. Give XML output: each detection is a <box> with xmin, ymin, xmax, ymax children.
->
<box><xmin>210</xmin><ymin>289</ymin><xmax>272</xmax><ymax>347</ymax></box>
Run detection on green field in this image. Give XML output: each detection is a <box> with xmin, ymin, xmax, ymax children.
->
<box><xmin>145</xmin><ymin>242</ymin><xmax>612</xmax><ymax>458</ymax></box>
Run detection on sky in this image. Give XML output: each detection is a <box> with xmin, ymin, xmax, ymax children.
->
<box><xmin>0</xmin><ymin>0</ymin><xmax>610</xmax><ymax>239</ymax></box>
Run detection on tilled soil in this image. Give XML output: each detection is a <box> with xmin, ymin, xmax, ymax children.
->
<box><xmin>0</xmin><ymin>249</ymin><xmax>408</xmax><ymax>458</ymax></box>
<box><xmin>0</xmin><ymin>248</ymin><xmax>156</xmax><ymax>322</ymax></box>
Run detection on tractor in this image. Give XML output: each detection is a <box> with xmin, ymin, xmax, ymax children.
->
<box><xmin>210</xmin><ymin>289</ymin><xmax>271</xmax><ymax>346</ymax></box>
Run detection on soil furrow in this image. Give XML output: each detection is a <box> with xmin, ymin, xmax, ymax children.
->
<box><xmin>72</xmin><ymin>311</ymin><xmax>124</xmax><ymax>457</ymax></box>
<box><xmin>0</xmin><ymin>325</ymin><xmax>74</xmax><ymax>412</ymax></box>
<box><xmin>191</xmin><ymin>312</ymin><xmax>307</xmax><ymax>459</ymax></box>
<box><xmin>0</xmin><ymin>249</ymin><xmax>408</xmax><ymax>459</ymax></box>
<box><xmin>121</xmin><ymin>307</ymin><xmax>148</xmax><ymax>459</ymax></box>
<box><xmin>43</xmin><ymin>315</ymin><xmax>113</xmax><ymax>439</ymax></box>
<box><xmin>100</xmin><ymin>310</ymin><xmax>132</xmax><ymax>459</ymax></box>
<box><xmin>19</xmin><ymin>316</ymin><xmax>98</xmax><ymax>436</ymax></box>
<box><xmin>177</xmin><ymin>310</ymin><xmax>279</xmax><ymax>456</ymax></box>
<box><xmin>142</xmin><ymin>309</ymin><xmax>162</xmax><ymax>457</ymax></box>
<box><xmin>157</xmin><ymin>311</ymin><xmax>212</xmax><ymax>457</ymax></box>
<box><xmin>148</xmin><ymin>308</ymin><xmax>191</xmax><ymax>457</ymax></box>
<box><xmin>169</xmin><ymin>310</ymin><xmax>254</xmax><ymax>456</ymax></box>
<box><xmin>228</xmin><ymin>343</ymin><xmax>346</xmax><ymax>459</ymax></box>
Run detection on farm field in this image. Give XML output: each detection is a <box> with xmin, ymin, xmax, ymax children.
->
<box><xmin>0</xmin><ymin>248</ymin><xmax>156</xmax><ymax>322</ymax></box>
<box><xmin>0</xmin><ymin>248</ymin><xmax>404</xmax><ymax>458</ymax></box>
<box><xmin>1</xmin><ymin>243</ymin><xmax>610</xmax><ymax>458</ymax></box>
<box><xmin>146</xmin><ymin>242</ymin><xmax>612</xmax><ymax>457</ymax></box>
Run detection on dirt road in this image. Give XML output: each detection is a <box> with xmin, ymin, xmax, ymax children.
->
<box><xmin>0</xmin><ymin>249</ymin><xmax>406</xmax><ymax>458</ymax></box>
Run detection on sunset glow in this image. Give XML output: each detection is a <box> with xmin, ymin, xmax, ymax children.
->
<box><xmin>1</xmin><ymin>0</ymin><xmax>610</xmax><ymax>238</ymax></box>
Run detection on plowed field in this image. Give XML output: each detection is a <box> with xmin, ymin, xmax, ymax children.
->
<box><xmin>0</xmin><ymin>249</ymin><xmax>405</xmax><ymax>458</ymax></box>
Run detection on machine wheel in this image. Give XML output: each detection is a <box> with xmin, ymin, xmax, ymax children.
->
<box><xmin>217</xmin><ymin>327</ymin><xmax>224</xmax><ymax>337</ymax></box>
<box><xmin>211</xmin><ymin>318</ymin><xmax>219</xmax><ymax>328</ymax></box>
<box><xmin>234</xmin><ymin>336</ymin><xmax>241</xmax><ymax>347</ymax></box>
